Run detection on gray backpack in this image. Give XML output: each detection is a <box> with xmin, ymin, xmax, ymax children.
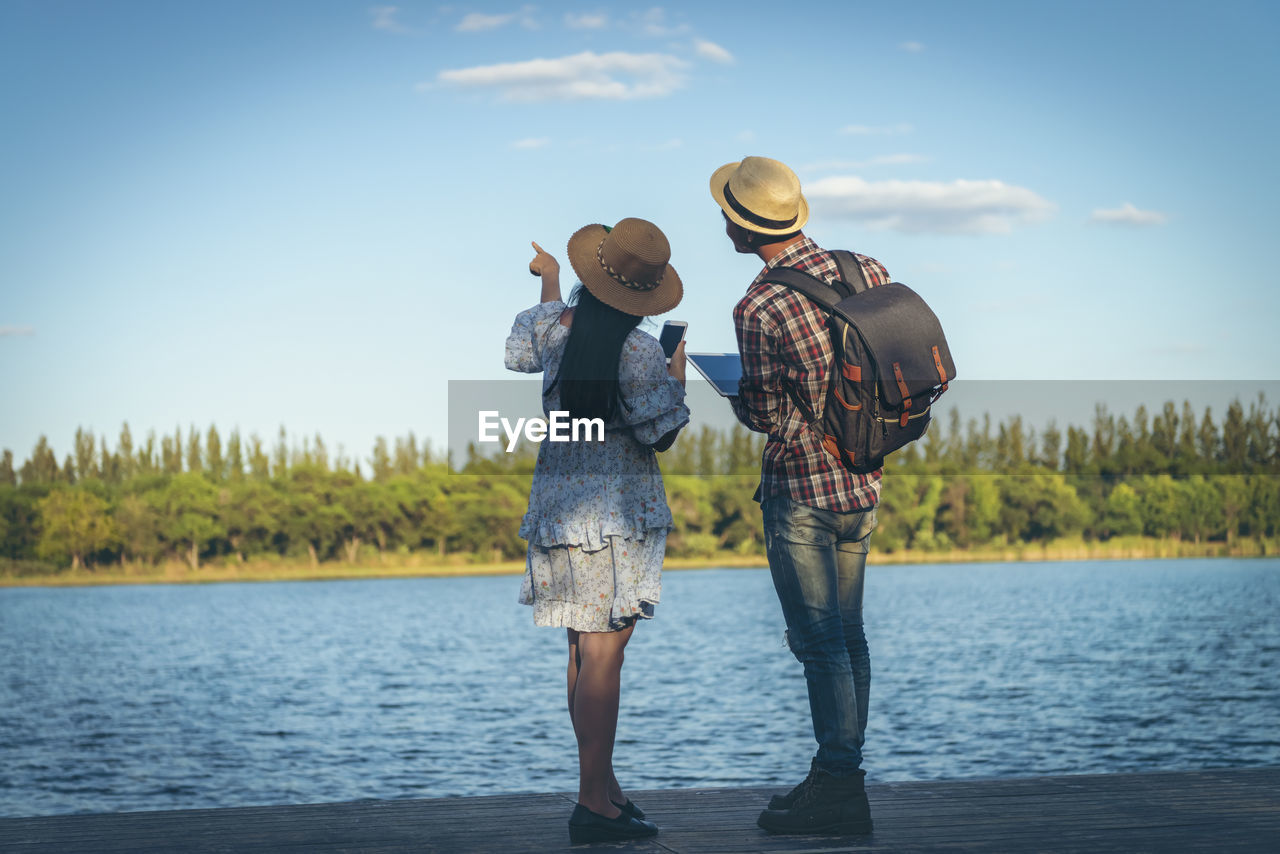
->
<box><xmin>763</xmin><ymin>251</ymin><xmax>955</xmax><ymax>473</ymax></box>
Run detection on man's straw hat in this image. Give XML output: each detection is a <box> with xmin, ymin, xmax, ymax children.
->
<box><xmin>709</xmin><ymin>156</ymin><xmax>809</xmax><ymax>236</ymax></box>
<box><xmin>567</xmin><ymin>217</ymin><xmax>683</xmax><ymax>317</ymax></box>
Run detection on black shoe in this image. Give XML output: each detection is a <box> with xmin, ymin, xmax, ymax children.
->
<box><xmin>612</xmin><ymin>798</ymin><xmax>645</xmax><ymax>819</ymax></box>
<box><xmin>568</xmin><ymin>803</ymin><xmax>659</xmax><ymax>844</ymax></box>
<box><xmin>767</xmin><ymin>759</ymin><xmax>818</xmax><ymax>810</ymax></box>
<box><xmin>757</xmin><ymin>770</ymin><xmax>872</xmax><ymax>836</ymax></box>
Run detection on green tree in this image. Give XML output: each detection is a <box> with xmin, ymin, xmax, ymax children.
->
<box><xmin>155</xmin><ymin>473</ymin><xmax>222</xmax><ymax>569</ymax></box>
<box><xmin>117</xmin><ymin>423</ymin><xmax>136</xmax><ymax>481</ymax></box>
<box><xmin>73</xmin><ymin>427</ymin><xmax>98</xmax><ymax>482</ymax></box>
<box><xmin>137</xmin><ymin>430</ymin><xmax>158</xmax><ymax>476</ymax></box>
<box><xmin>0</xmin><ymin>486</ymin><xmax>40</xmax><ymax>559</ymax></box>
<box><xmin>226</xmin><ymin>429</ymin><xmax>245</xmax><ymax>480</ymax></box>
<box><xmin>206</xmin><ymin>425</ymin><xmax>224</xmax><ymax>480</ymax></box>
<box><xmin>1176</xmin><ymin>401</ymin><xmax>1199</xmax><ymax>473</ymax></box>
<box><xmin>937</xmin><ymin>475</ymin><xmax>999</xmax><ymax>547</ymax></box>
<box><xmin>1063</xmin><ymin>426</ymin><xmax>1091</xmax><ymax>475</ymax></box>
<box><xmin>115</xmin><ymin>490</ymin><xmax>163</xmax><ymax>564</ymax></box>
<box><xmin>161</xmin><ymin>427</ymin><xmax>183</xmax><ymax>474</ymax></box>
<box><xmin>247</xmin><ymin>434</ymin><xmax>270</xmax><ymax>479</ymax></box>
<box><xmin>1214</xmin><ymin>476</ymin><xmax>1250</xmax><ymax>546</ymax></box>
<box><xmin>1197</xmin><ymin>408</ymin><xmax>1219</xmax><ymax>468</ymax></box>
<box><xmin>998</xmin><ymin>474</ymin><xmax>1088</xmax><ymax>542</ymax></box>
<box><xmin>272</xmin><ymin>427</ymin><xmax>289</xmax><ymax>477</ymax></box>
<box><xmin>221</xmin><ymin>479</ymin><xmax>283</xmax><ymax>560</ymax></box>
<box><xmin>1182</xmin><ymin>475</ymin><xmax>1222</xmax><ymax>544</ymax></box>
<box><xmin>185</xmin><ymin>425</ymin><xmax>203</xmax><ymax>473</ymax></box>
<box><xmin>37</xmin><ymin>488</ymin><xmax>116</xmax><ymax>569</ymax></box>
<box><xmin>20</xmin><ymin>436</ymin><xmax>60</xmax><ymax>484</ymax></box>
<box><xmin>1100</xmin><ymin>482</ymin><xmax>1143</xmax><ymax>538</ymax></box>
<box><xmin>1138</xmin><ymin>475</ymin><xmax>1193</xmax><ymax>540</ymax></box>
<box><xmin>709</xmin><ymin>477</ymin><xmax>763</xmax><ymax>553</ymax></box>
<box><xmin>281</xmin><ymin>467</ymin><xmax>350</xmax><ymax>565</ymax></box>
<box><xmin>370</xmin><ymin>437</ymin><xmax>393</xmax><ymax>481</ymax></box>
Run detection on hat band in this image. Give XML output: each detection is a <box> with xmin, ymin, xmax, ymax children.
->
<box><xmin>724</xmin><ymin>181</ymin><xmax>798</xmax><ymax>230</ymax></box>
<box><xmin>597</xmin><ymin>240</ymin><xmax>663</xmax><ymax>292</ymax></box>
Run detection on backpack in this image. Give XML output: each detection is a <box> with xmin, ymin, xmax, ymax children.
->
<box><xmin>762</xmin><ymin>251</ymin><xmax>955</xmax><ymax>474</ymax></box>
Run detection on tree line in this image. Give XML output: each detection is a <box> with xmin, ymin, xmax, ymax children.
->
<box><xmin>1</xmin><ymin>395</ymin><xmax>1277</xmax><ymax>574</ymax></box>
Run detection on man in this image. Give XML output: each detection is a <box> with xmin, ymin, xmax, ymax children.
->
<box><xmin>710</xmin><ymin>156</ymin><xmax>888</xmax><ymax>836</ymax></box>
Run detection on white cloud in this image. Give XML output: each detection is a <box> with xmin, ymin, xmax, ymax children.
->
<box><xmin>456</xmin><ymin>6</ymin><xmax>537</xmax><ymax>32</ymax></box>
<box><xmin>633</xmin><ymin>7</ymin><xmax>689</xmax><ymax>37</ymax></box>
<box><xmin>457</xmin><ymin>12</ymin><xmax>515</xmax><ymax>31</ymax></box>
<box><xmin>840</xmin><ymin>123</ymin><xmax>913</xmax><ymax>135</ymax></box>
<box><xmin>433</xmin><ymin>50</ymin><xmax>688</xmax><ymax>101</ymax></box>
<box><xmin>565</xmin><ymin>12</ymin><xmax>607</xmax><ymax>29</ymax></box>
<box><xmin>370</xmin><ymin>6</ymin><xmax>408</xmax><ymax>32</ymax></box>
<box><xmin>806</xmin><ymin>176</ymin><xmax>1056</xmax><ymax>235</ymax></box>
<box><xmin>737</xmin><ymin>130</ymin><xmax>755</xmax><ymax>142</ymax></box>
<box><xmin>899</xmin><ymin>41</ymin><xmax>925</xmax><ymax>52</ymax></box>
<box><xmin>802</xmin><ymin>154</ymin><xmax>930</xmax><ymax>171</ymax></box>
<box><xmin>1089</xmin><ymin>202</ymin><xmax>1168</xmax><ymax>227</ymax></box>
<box><xmin>694</xmin><ymin>39</ymin><xmax>733</xmax><ymax>64</ymax></box>
<box><xmin>0</xmin><ymin>326</ymin><xmax>34</xmax><ymax>337</ymax></box>
<box><xmin>511</xmin><ymin>137</ymin><xmax>550</xmax><ymax>149</ymax></box>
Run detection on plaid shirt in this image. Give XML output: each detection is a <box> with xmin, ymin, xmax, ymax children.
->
<box><xmin>731</xmin><ymin>236</ymin><xmax>890</xmax><ymax>511</ymax></box>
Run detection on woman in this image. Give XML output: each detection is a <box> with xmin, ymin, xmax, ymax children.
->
<box><xmin>504</xmin><ymin>217</ymin><xmax>688</xmax><ymax>844</ymax></box>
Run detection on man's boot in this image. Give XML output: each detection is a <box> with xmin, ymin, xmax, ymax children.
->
<box><xmin>756</xmin><ymin>769</ymin><xmax>872</xmax><ymax>836</ymax></box>
<box><xmin>767</xmin><ymin>758</ymin><xmax>818</xmax><ymax>810</ymax></box>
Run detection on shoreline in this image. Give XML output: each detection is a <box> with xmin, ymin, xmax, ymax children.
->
<box><xmin>2</xmin><ymin>538</ymin><xmax>1274</xmax><ymax>589</ymax></box>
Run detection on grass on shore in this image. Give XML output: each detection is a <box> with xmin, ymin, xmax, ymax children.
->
<box><xmin>2</xmin><ymin>536</ymin><xmax>1275</xmax><ymax>588</ymax></box>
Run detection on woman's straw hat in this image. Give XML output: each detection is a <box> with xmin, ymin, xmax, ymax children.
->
<box><xmin>709</xmin><ymin>156</ymin><xmax>809</xmax><ymax>236</ymax></box>
<box><xmin>567</xmin><ymin>217</ymin><xmax>683</xmax><ymax>317</ymax></box>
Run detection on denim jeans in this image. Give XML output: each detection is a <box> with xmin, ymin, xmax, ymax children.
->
<box><xmin>762</xmin><ymin>496</ymin><xmax>876</xmax><ymax>777</ymax></box>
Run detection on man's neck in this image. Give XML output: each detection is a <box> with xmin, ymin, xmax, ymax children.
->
<box><xmin>755</xmin><ymin>232</ymin><xmax>807</xmax><ymax>265</ymax></box>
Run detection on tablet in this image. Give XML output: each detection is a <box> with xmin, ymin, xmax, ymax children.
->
<box><xmin>686</xmin><ymin>352</ymin><xmax>743</xmax><ymax>397</ymax></box>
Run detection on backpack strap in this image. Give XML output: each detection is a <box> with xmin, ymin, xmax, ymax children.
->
<box><xmin>759</xmin><ymin>267</ymin><xmax>846</xmax><ymax>310</ymax></box>
<box><xmin>761</xmin><ymin>250</ymin><xmax>869</xmax><ymax>306</ymax></box>
<box><xmin>830</xmin><ymin>250</ymin><xmax>869</xmax><ymax>294</ymax></box>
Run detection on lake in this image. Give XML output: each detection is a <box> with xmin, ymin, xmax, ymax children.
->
<box><xmin>1</xmin><ymin>558</ymin><xmax>1277</xmax><ymax>817</ymax></box>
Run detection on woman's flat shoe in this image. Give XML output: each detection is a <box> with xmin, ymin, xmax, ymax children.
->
<box><xmin>568</xmin><ymin>803</ymin><xmax>659</xmax><ymax>843</ymax></box>
<box><xmin>612</xmin><ymin>798</ymin><xmax>645</xmax><ymax>819</ymax></box>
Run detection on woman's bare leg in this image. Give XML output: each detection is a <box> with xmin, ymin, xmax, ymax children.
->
<box><xmin>571</xmin><ymin>624</ymin><xmax>634</xmax><ymax>816</ymax></box>
<box><xmin>567</xmin><ymin>629</ymin><xmax>627</xmax><ymax>806</ymax></box>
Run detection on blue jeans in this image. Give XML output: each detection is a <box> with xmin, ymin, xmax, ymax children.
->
<box><xmin>763</xmin><ymin>496</ymin><xmax>876</xmax><ymax>777</ymax></box>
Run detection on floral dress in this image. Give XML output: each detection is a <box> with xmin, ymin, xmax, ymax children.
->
<box><xmin>504</xmin><ymin>300</ymin><xmax>689</xmax><ymax>632</ymax></box>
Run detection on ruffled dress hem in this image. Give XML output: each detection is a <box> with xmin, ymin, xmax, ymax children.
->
<box><xmin>520</xmin><ymin>596</ymin><xmax>658</xmax><ymax>632</ymax></box>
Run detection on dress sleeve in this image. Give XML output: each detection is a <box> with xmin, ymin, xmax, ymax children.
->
<box><xmin>617</xmin><ymin>333</ymin><xmax>690</xmax><ymax>445</ymax></box>
<box><xmin>504</xmin><ymin>300</ymin><xmax>567</xmax><ymax>373</ymax></box>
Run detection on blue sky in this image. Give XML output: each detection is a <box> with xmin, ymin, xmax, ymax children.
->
<box><xmin>2</xmin><ymin>0</ymin><xmax>1278</xmax><ymax>466</ymax></box>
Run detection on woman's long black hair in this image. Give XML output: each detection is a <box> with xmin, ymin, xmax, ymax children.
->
<box><xmin>550</xmin><ymin>283</ymin><xmax>642</xmax><ymax>422</ymax></box>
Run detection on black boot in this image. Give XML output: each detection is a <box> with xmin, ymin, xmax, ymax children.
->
<box><xmin>757</xmin><ymin>769</ymin><xmax>872</xmax><ymax>836</ymax></box>
<box><xmin>767</xmin><ymin>758</ymin><xmax>818</xmax><ymax>810</ymax></box>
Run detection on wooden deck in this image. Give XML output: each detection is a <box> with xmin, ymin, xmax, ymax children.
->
<box><xmin>2</xmin><ymin>768</ymin><xmax>1278</xmax><ymax>853</ymax></box>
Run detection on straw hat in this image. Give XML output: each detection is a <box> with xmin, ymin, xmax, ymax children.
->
<box><xmin>567</xmin><ymin>217</ymin><xmax>683</xmax><ymax>316</ymax></box>
<box><xmin>709</xmin><ymin>156</ymin><xmax>809</xmax><ymax>236</ymax></box>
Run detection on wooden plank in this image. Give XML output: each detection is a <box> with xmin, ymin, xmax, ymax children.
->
<box><xmin>0</xmin><ymin>768</ymin><xmax>1276</xmax><ymax>853</ymax></box>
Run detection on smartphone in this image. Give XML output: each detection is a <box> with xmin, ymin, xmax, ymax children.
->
<box><xmin>658</xmin><ymin>321</ymin><xmax>687</xmax><ymax>363</ymax></box>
